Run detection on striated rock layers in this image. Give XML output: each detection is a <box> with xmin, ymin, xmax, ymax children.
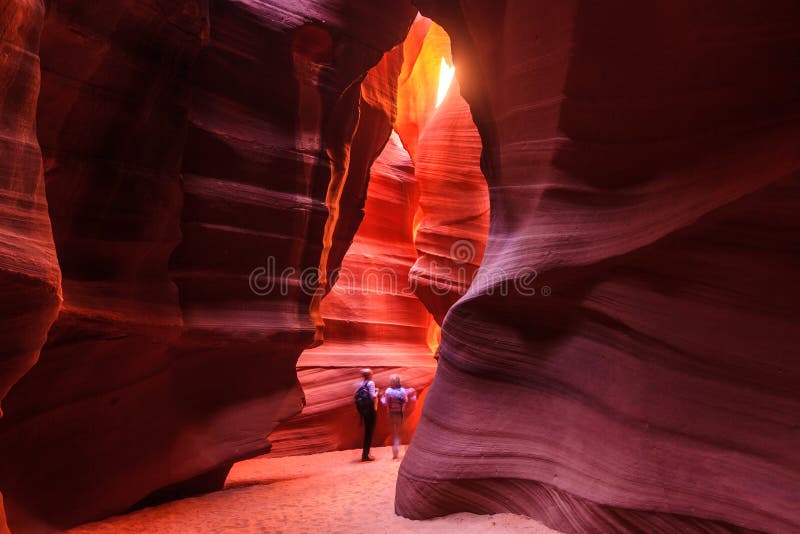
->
<box><xmin>270</xmin><ymin>132</ymin><xmax>436</xmax><ymax>456</ymax></box>
<box><xmin>392</xmin><ymin>17</ymin><xmax>490</xmax><ymax>327</ymax></box>
<box><xmin>0</xmin><ymin>0</ymin><xmax>417</xmax><ymax>530</ymax></box>
<box><xmin>397</xmin><ymin>1</ymin><xmax>800</xmax><ymax>533</ymax></box>
<box><xmin>0</xmin><ymin>0</ymin><xmax>61</xmax><ymax>417</ymax></box>
<box><xmin>409</xmin><ymin>78</ymin><xmax>489</xmax><ymax>325</ymax></box>
<box><xmin>0</xmin><ymin>1</ymin><xmax>62</xmax><ymax>530</ymax></box>
<box><xmin>268</xmin><ymin>17</ymin><xmax>489</xmax><ymax>457</ymax></box>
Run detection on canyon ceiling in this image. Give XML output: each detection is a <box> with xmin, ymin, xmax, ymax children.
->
<box><xmin>1</xmin><ymin>1</ymin><xmax>798</xmax><ymax>533</ymax></box>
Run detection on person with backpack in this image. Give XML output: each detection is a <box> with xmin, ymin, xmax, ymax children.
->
<box><xmin>380</xmin><ymin>374</ymin><xmax>417</xmax><ymax>460</ymax></box>
<box><xmin>354</xmin><ymin>368</ymin><xmax>378</xmax><ymax>461</ymax></box>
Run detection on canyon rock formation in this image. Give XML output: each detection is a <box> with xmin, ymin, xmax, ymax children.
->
<box><xmin>397</xmin><ymin>1</ymin><xmax>800</xmax><ymax>533</ymax></box>
<box><xmin>270</xmin><ymin>132</ymin><xmax>436</xmax><ymax>456</ymax></box>
<box><xmin>0</xmin><ymin>493</ymin><xmax>6</xmax><ymax>534</ymax></box>
<box><xmin>270</xmin><ymin>17</ymin><xmax>488</xmax><ymax>457</ymax></box>
<box><xmin>394</xmin><ymin>16</ymin><xmax>446</xmax><ymax>162</ymax></box>
<box><xmin>392</xmin><ymin>17</ymin><xmax>489</xmax><ymax>327</ymax></box>
<box><xmin>0</xmin><ymin>0</ymin><xmax>61</xmax><ymax>418</ymax></box>
<box><xmin>0</xmin><ymin>0</ymin><xmax>417</xmax><ymax>530</ymax></box>
<box><xmin>0</xmin><ymin>2</ymin><xmax>62</xmax><ymax>530</ymax></box>
<box><xmin>1</xmin><ymin>0</ymin><xmax>798</xmax><ymax>532</ymax></box>
<box><xmin>409</xmin><ymin>79</ymin><xmax>488</xmax><ymax>324</ymax></box>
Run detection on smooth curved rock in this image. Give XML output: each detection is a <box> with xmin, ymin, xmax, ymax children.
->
<box><xmin>410</xmin><ymin>79</ymin><xmax>489</xmax><ymax>324</ymax></box>
<box><xmin>0</xmin><ymin>0</ymin><xmax>416</xmax><ymax>530</ymax></box>
<box><xmin>394</xmin><ymin>17</ymin><xmax>449</xmax><ymax>161</ymax></box>
<box><xmin>270</xmin><ymin>17</ymin><xmax>490</xmax><ymax>456</ymax></box>
<box><xmin>0</xmin><ymin>1</ymin><xmax>62</xmax><ymax>529</ymax></box>
<box><xmin>398</xmin><ymin>1</ymin><xmax>800</xmax><ymax>532</ymax></box>
<box><xmin>391</xmin><ymin>18</ymin><xmax>489</xmax><ymax>326</ymax></box>
<box><xmin>0</xmin><ymin>0</ymin><xmax>61</xmax><ymax>421</ymax></box>
<box><xmin>270</xmin><ymin>132</ymin><xmax>436</xmax><ymax>456</ymax></box>
<box><xmin>0</xmin><ymin>2</ymin><xmax>208</xmax><ymax>530</ymax></box>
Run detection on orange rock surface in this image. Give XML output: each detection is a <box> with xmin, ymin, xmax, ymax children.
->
<box><xmin>270</xmin><ymin>132</ymin><xmax>437</xmax><ymax>456</ymax></box>
<box><xmin>270</xmin><ymin>16</ymin><xmax>490</xmax><ymax>457</ymax></box>
<box><xmin>410</xmin><ymin>79</ymin><xmax>489</xmax><ymax>323</ymax></box>
<box><xmin>0</xmin><ymin>0</ymin><xmax>62</xmax><ymax>422</ymax></box>
<box><xmin>395</xmin><ymin>18</ymin><xmax>451</xmax><ymax>160</ymax></box>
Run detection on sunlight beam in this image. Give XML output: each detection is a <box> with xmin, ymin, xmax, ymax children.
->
<box><xmin>436</xmin><ymin>57</ymin><xmax>455</xmax><ymax>108</ymax></box>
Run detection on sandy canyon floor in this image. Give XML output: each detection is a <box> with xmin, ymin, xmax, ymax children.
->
<box><xmin>69</xmin><ymin>447</ymin><xmax>558</xmax><ymax>533</ymax></box>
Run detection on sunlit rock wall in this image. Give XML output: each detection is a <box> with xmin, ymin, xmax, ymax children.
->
<box><xmin>394</xmin><ymin>16</ymin><xmax>447</xmax><ymax>161</ymax></box>
<box><xmin>270</xmin><ymin>132</ymin><xmax>436</xmax><ymax>456</ymax></box>
<box><xmin>410</xmin><ymin>79</ymin><xmax>489</xmax><ymax>324</ymax></box>
<box><xmin>393</xmin><ymin>18</ymin><xmax>489</xmax><ymax>326</ymax></box>
<box><xmin>0</xmin><ymin>0</ymin><xmax>417</xmax><ymax>530</ymax></box>
<box><xmin>397</xmin><ymin>1</ymin><xmax>800</xmax><ymax>532</ymax></box>
<box><xmin>270</xmin><ymin>16</ymin><xmax>491</xmax><ymax>456</ymax></box>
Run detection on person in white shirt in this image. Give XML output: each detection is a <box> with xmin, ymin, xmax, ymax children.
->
<box><xmin>380</xmin><ymin>374</ymin><xmax>417</xmax><ymax>459</ymax></box>
<box><xmin>354</xmin><ymin>368</ymin><xmax>378</xmax><ymax>461</ymax></box>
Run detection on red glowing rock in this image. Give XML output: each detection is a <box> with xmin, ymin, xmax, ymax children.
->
<box><xmin>395</xmin><ymin>18</ymin><xmax>450</xmax><ymax>161</ymax></box>
<box><xmin>410</xmin><ymin>79</ymin><xmax>489</xmax><ymax>324</ymax></box>
<box><xmin>270</xmin><ymin>18</ymin><xmax>489</xmax><ymax>457</ymax></box>
<box><xmin>0</xmin><ymin>0</ymin><xmax>62</xmax><ymax>420</ymax></box>
<box><xmin>0</xmin><ymin>492</ymin><xmax>7</xmax><ymax>534</ymax></box>
<box><xmin>270</xmin><ymin>132</ymin><xmax>437</xmax><ymax>456</ymax></box>
<box><xmin>397</xmin><ymin>1</ymin><xmax>800</xmax><ymax>532</ymax></box>
<box><xmin>0</xmin><ymin>0</ymin><xmax>417</xmax><ymax>530</ymax></box>
<box><xmin>3</xmin><ymin>1</ymin><xmax>795</xmax><ymax>533</ymax></box>
<box><xmin>0</xmin><ymin>1</ymin><xmax>62</xmax><ymax>528</ymax></box>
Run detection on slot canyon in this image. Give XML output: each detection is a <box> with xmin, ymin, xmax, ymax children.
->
<box><xmin>0</xmin><ymin>1</ymin><xmax>798</xmax><ymax>533</ymax></box>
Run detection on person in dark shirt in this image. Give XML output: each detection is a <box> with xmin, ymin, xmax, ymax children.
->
<box><xmin>354</xmin><ymin>368</ymin><xmax>378</xmax><ymax>461</ymax></box>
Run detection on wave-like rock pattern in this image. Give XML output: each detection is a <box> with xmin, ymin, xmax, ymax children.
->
<box><xmin>0</xmin><ymin>0</ymin><xmax>417</xmax><ymax>530</ymax></box>
<box><xmin>0</xmin><ymin>1</ymin><xmax>62</xmax><ymax>529</ymax></box>
<box><xmin>398</xmin><ymin>1</ymin><xmax>800</xmax><ymax>532</ymax></box>
<box><xmin>270</xmin><ymin>18</ymin><xmax>491</xmax><ymax>456</ymax></box>
<box><xmin>270</xmin><ymin>132</ymin><xmax>436</xmax><ymax>456</ymax></box>
<box><xmin>0</xmin><ymin>0</ymin><xmax>63</xmax><ymax>409</ymax></box>
<box><xmin>0</xmin><ymin>3</ymin><xmax>209</xmax><ymax>529</ymax></box>
<box><xmin>409</xmin><ymin>79</ymin><xmax>489</xmax><ymax>324</ymax></box>
<box><xmin>0</xmin><ymin>0</ymin><xmax>61</xmax><ymax>421</ymax></box>
<box><xmin>390</xmin><ymin>18</ymin><xmax>489</xmax><ymax>326</ymax></box>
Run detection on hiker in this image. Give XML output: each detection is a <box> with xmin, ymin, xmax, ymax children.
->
<box><xmin>354</xmin><ymin>368</ymin><xmax>378</xmax><ymax>461</ymax></box>
<box><xmin>381</xmin><ymin>374</ymin><xmax>417</xmax><ymax>459</ymax></box>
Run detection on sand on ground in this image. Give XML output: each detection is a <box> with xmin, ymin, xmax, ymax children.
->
<box><xmin>69</xmin><ymin>447</ymin><xmax>559</xmax><ymax>533</ymax></box>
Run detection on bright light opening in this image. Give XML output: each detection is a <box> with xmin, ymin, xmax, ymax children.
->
<box><xmin>435</xmin><ymin>57</ymin><xmax>455</xmax><ymax>108</ymax></box>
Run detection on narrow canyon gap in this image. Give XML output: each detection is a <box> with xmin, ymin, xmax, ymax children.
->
<box><xmin>267</xmin><ymin>15</ymin><xmax>489</xmax><ymax>457</ymax></box>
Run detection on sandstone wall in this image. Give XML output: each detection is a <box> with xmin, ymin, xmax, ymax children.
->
<box><xmin>0</xmin><ymin>0</ymin><xmax>416</xmax><ymax>530</ymax></box>
<box><xmin>397</xmin><ymin>1</ymin><xmax>800</xmax><ymax>532</ymax></box>
<box><xmin>270</xmin><ymin>132</ymin><xmax>436</xmax><ymax>456</ymax></box>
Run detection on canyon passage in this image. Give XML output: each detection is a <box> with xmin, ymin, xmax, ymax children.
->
<box><xmin>0</xmin><ymin>1</ymin><xmax>798</xmax><ymax>533</ymax></box>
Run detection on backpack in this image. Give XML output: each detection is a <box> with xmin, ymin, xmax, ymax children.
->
<box><xmin>387</xmin><ymin>388</ymin><xmax>406</xmax><ymax>414</ymax></box>
<box><xmin>354</xmin><ymin>381</ymin><xmax>373</xmax><ymax>415</ymax></box>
